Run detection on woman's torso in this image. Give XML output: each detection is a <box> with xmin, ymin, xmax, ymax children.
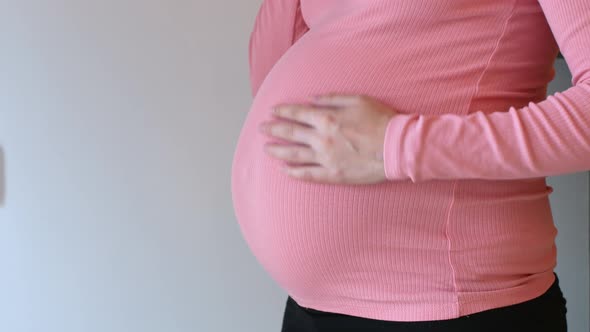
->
<box><xmin>231</xmin><ymin>0</ymin><xmax>560</xmax><ymax>321</ymax></box>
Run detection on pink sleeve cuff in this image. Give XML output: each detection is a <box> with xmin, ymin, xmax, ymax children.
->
<box><xmin>382</xmin><ymin>112</ymin><xmax>420</xmax><ymax>182</ymax></box>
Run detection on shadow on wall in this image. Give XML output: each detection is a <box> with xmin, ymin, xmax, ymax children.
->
<box><xmin>0</xmin><ymin>146</ymin><xmax>4</xmax><ymax>207</ymax></box>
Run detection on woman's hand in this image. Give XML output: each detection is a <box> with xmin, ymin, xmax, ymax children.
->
<box><xmin>258</xmin><ymin>93</ymin><xmax>397</xmax><ymax>185</ymax></box>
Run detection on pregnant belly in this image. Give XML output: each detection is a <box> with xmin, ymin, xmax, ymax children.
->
<box><xmin>230</xmin><ymin>37</ymin><xmax>458</xmax><ymax>300</ymax></box>
<box><xmin>230</xmin><ymin>34</ymin><xmax>556</xmax><ymax>301</ymax></box>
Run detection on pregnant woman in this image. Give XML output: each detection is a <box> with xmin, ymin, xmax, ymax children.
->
<box><xmin>231</xmin><ymin>0</ymin><xmax>588</xmax><ymax>330</ymax></box>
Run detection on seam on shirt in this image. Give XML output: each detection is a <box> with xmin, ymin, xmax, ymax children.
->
<box><xmin>290</xmin><ymin>2</ymin><xmax>299</xmax><ymax>44</ymax></box>
<box><xmin>445</xmin><ymin>0</ymin><xmax>519</xmax><ymax>317</ymax></box>
<box><xmin>291</xmin><ymin>0</ymin><xmax>308</xmax><ymax>44</ymax></box>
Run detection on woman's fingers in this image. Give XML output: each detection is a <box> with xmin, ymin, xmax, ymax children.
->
<box><xmin>259</xmin><ymin>121</ymin><xmax>321</xmax><ymax>147</ymax></box>
<box><xmin>263</xmin><ymin>143</ymin><xmax>317</xmax><ymax>164</ymax></box>
<box><xmin>272</xmin><ymin>103</ymin><xmax>341</xmax><ymax>131</ymax></box>
<box><xmin>311</xmin><ymin>93</ymin><xmax>365</xmax><ymax>107</ymax></box>
<box><xmin>282</xmin><ymin>165</ymin><xmax>342</xmax><ymax>184</ymax></box>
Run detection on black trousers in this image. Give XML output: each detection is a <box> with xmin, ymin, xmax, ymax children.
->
<box><xmin>281</xmin><ymin>272</ymin><xmax>567</xmax><ymax>332</ymax></box>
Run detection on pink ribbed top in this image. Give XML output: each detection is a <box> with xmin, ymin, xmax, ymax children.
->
<box><xmin>231</xmin><ymin>0</ymin><xmax>590</xmax><ymax>321</ymax></box>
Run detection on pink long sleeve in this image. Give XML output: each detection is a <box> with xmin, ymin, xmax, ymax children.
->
<box><xmin>248</xmin><ymin>0</ymin><xmax>309</xmax><ymax>98</ymax></box>
<box><xmin>383</xmin><ymin>0</ymin><xmax>590</xmax><ymax>183</ymax></box>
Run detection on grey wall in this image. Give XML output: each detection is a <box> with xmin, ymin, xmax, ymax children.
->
<box><xmin>0</xmin><ymin>1</ymin><xmax>588</xmax><ymax>332</ymax></box>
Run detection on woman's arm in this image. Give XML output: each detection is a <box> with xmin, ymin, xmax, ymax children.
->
<box><xmin>249</xmin><ymin>0</ymin><xmax>309</xmax><ymax>98</ymax></box>
<box><xmin>383</xmin><ymin>0</ymin><xmax>590</xmax><ymax>183</ymax></box>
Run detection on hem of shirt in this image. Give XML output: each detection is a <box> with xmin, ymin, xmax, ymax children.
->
<box><xmin>289</xmin><ymin>271</ymin><xmax>556</xmax><ymax>322</ymax></box>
